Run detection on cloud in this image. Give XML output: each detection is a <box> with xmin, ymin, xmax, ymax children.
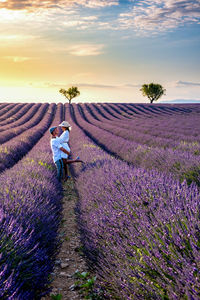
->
<box><xmin>123</xmin><ymin>83</ymin><xmax>141</xmax><ymax>88</ymax></box>
<box><xmin>62</xmin><ymin>15</ymin><xmax>99</xmax><ymax>29</ymax></box>
<box><xmin>71</xmin><ymin>82</ymin><xmax>141</xmax><ymax>88</ymax></box>
<box><xmin>0</xmin><ymin>0</ymin><xmax>118</xmax><ymax>11</ymax></box>
<box><xmin>1</xmin><ymin>0</ymin><xmax>199</xmax><ymax>34</ymax></box>
<box><xmin>0</xmin><ymin>33</ymin><xmax>36</xmax><ymax>41</ymax></box>
<box><xmin>82</xmin><ymin>15</ymin><xmax>98</xmax><ymax>20</ymax></box>
<box><xmin>67</xmin><ymin>44</ymin><xmax>105</xmax><ymax>56</ymax></box>
<box><xmin>3</xmin><ymin>56</ymin><xmax>32</xmax><ymax>62</ymax></box>
<box><xmin>34</xmin><ymin>81</ymin><xmax>142</xmax><ymax>89</ymax></box>
<box><xmin>0</xmin><ymin>3</ymin><xmax>107</xmax><ymax>33</ymax></box>
<box><xmin>77</xmin><ymin>0</ymin><xmax>118</xmax><ymax>8</ymax></box>
<box><xmin>175</xmin><ymin>80</ymin><xmax>200</xmax><ymax>87</ymax></box>
<box><xmin>78</xmin><ymin>83</ymin><xmax>119</xmax><ymax>88</ymax></box>
<box><xmin>119</xmin><ymin>0</ymin><xmax>200</xmax><ymax>33</ymax></box>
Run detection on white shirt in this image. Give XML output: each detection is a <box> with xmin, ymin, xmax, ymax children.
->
<box><xmin>58</xmin><ymin>130</ymin><xmax>71</xmax><ymax>159</ymax></box>
<box><xmin>50</xmin><ymin>137</ymin><xmax>63</xmax><ymax>163</ymax></box>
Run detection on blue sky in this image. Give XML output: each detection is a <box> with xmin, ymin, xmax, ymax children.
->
<box><xmin>0</xmin><ymin>0</ymin><xmax>199</xmax><ymax>102</ymax></box>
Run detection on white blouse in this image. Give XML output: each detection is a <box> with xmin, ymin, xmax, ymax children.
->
<box><xmin>58</xmin><ymin>130</ymin><xmax>71</xmax><ymax>159</ymax></box>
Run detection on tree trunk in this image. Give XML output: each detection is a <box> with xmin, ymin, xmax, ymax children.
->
<box><xmin>150</xmin><ymin>99</ymin><xmax>154</xmax><ymax>103</ymax></box>
<box><xmin>69</xmin><ymin>99</ymin><xmax>71</xmax><ymax>104</ymax></box>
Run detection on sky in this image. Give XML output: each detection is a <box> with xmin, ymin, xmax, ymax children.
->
<box><xmin>0</xmin><ymin>0</ymin><xmax>200</xmax><ymax>103</ymax></box>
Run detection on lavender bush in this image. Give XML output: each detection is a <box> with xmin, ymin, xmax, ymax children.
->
<box><xmin>80</xmin><ymin>104</ymin><xmax>200</xmax><ymax>153</ymax></box>
<box><xmin>0</xmin><ymin>102</ymin><xmax>199</xmax><ymax>299</ymax></box>
<box><xmin>71</xmin><ymin>104</ymin><xmax>200</xmax><ymax>186</ymax></box>
<box><xmin>65</xmin><ymin>104</ymin><xmax>200</xmax><ymax>299</ymax></box>
<box><xmin>0</xmin><ymin>103</ymin><xmax>21</xmax><ymax>120</ymax></box>
<box><xmin>87</xmin><ymin>103</ymin><xmax>200</xmax><ymax>140</ymax></box>
<box><xmin>0</xmin><ymin>104</ymin><xmax>55</xmax><ymax>173</ymax></box>
<box><xmin>0</xmin><ymin>103</ymin><xmax>10</xmax><ymax>110</ymax></box>
<box><xmin>0</xmin><ymin>103</ymin><xmax>64</xmax><ymax>299</ymax></box>
<box><xmin>0</xmin><ymin>103</ymin><xmax>34</xmax><ymax>127</ymax></box>
<box><xmin>0</xmin><ymin>103</ymin><xmax>39</xmax><ymax>130</ymax></box>
<box><xmin>0</xmin><ymin>103</ymin><xmax>48</xmax><ymax>144</ymax></box>
<box><xmin>82</xmin><ymin>103</ymin><xmax>200</xmax><ymax>143</ymax></box>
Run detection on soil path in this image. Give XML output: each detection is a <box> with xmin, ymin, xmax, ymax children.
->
<box><xmin>44</xmin><ymin>179</ymin><xmax>87</xmax><ymax>300</ymax></box>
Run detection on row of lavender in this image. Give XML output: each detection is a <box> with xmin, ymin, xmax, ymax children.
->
<box><xmin>71</xmin><ymin>104</ymin><xmax>200</xmax><ymax>186</ymax></box>
<box><xmin>0</xmin><ymin>104</ymin><xmax>64</xmax><ymax>299</ymax></box>
<box><xmin>84</xmin><ymin>103</ymin><xmax>200</xmax><ymax>140</ymax></box>
<box><xmin>0</xmin><ymin>103</ymin><xmax>11</xmax><ymax>112</ymax></box>
<box><xmin>1</xmin><ymin>102</ymin><xmax>199</xmax><ymax>143</ymax></box>
<box><xmin>0</xmin><ymin>103</ymin><xmax>34</xmax><ymax>127</ymax></box>
<box><xmin>65</xmin><ymin>104</ymin><xmax>200</xmax><ymax>299</ymax></box>
<box><xmin>0</xmin><ymin>103</ymin><xmax>26</xmax><ymax>121</ymax></box>
<box><xmin>1</xmin><ymin>103</ymin><xmax>40</xmax><ymax>131</ymax></box>
<box><xmin>0</xmin><ymin>103</ymin><xmax>48</xmax><ymax>144</ymax></box>
<box><xmin>87</xmin><ymin>102</ymin><xmax>200</xmax><ymax>121</ymax></box>
<box><xmin>78</xmin><ymin>104</ymin><xmax>200</xmax><ymax>154</ymax></box>
<box><xmin>0</xmin><ymin>103</ymin><xmax>17</xmax><ymax>115</ymax></box>
<box><xmin>0</xmin><ymin>102</ymin><xmax>196</xmax><ymax>131</ymax></box>
<box><xmin>0</xmin><ymin>102</ymin><xmax>199</xmax><ymax>298</ymax></box>
<box><xmin>82</xmin><ymin>103</ymin><xmax>200</xmax><ymax>141</ymax></box>
<box><xmin>0</xmin><ymin>104</ymin><xmax>55</xmax><ymax>172</ymax></box>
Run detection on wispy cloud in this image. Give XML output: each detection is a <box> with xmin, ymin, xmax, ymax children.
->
<box><xmin>0</xmin><ymin>0</ymin><xmax>118</xmax><ymax>10</ymax></box>
<box><xmin>175</xmin><ymin>80</ymin><xmax>200</xmax><ymax>87</ymax></box>
<box><xmin>82</xmin><ymin>15</ymin><xmax>98</xmax><ymax>20</ymax></box>
<box><xmin>77</xmin><ymin>0</ymin><xmax>118</xmax><ymax>8</ymax></box>
<box><xmin>0</xmin><ymin>2</ymin><xmax>113</xmax><ymax>33</ymax></box>
<box><xmin>3</xmin><ymin>56</ymin><xmax>32</xmax><ymax>62</ymax></box>
<box><xmin>67</xmin><ymin>44</ymin><xmax>105</xmax><ymax>56</ymax></box>
<box><xmin>62</xmin><ymin>15</ymin><xmax>99</xmax><ymax>29</ymax></box>
<box><xmin>0</xmin><ymin>1</ymin><xmax>199</xmax><ymax>35</ymax></box>
<box><xmin>33</xmin><ymin>81</ymin><xmax>142</xmax><ymax>89</ymax></box>
<box><xmin>119</xmin><ymin>0</ymin><xmax>200</xmax><ymax>33</ymax></box>
<box><xmin>0</xmin><ymin>33</ymin><xmax>37</xmax><ymax>41</ymax></box>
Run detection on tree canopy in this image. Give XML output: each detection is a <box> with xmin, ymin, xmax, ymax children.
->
<box><xmin>140</xmin><ymin>83</ymin><xmax>166</xmax><ymax>103</ymax></box>
<box><xmin>59</xmin><ymin>86</ymin><xmax>80</xmax><ymax>104</ymax></box>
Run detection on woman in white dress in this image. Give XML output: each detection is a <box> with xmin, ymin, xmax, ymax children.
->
<box><xmin>58</xmin><ymin>121</ymin><xmax>83</xmax><ymax>180</ymax></box>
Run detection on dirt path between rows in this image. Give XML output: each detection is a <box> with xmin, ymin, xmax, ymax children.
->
<box><xmin>43</xmin><ymin>179</ymin><xmax>87</xmax><ymax>300</ymax></box>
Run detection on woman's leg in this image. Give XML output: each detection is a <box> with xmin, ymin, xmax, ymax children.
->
<box><xmin>62</xmin><ymin>158</ymin><xmax>69</xmax><ymax>179</ymax></box>
<box><xmin>64</xmin><ymin>158</ymin><xmax>84</xmax><ymax>164</ymax></box>
<box><xmin>62</xmin><ymin>159</ymin><xmax>84</xmax><ymax>181</ymax></box>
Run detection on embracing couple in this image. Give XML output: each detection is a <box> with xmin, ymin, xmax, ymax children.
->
<box><xmin>49</xmin><ymin>121</ymin><xmax>83</xmax><ymax>182</ymax></box>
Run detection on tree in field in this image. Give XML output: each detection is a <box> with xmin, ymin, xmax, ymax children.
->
<box><xmin>140</xmin><ymin>83</ymin><xmax>166</xmax><ymax>103</ymax></box>
<box><xmin>59</xmin><ymin>86</ymin><xmax>80</xmax><ymax>104</ymax></box>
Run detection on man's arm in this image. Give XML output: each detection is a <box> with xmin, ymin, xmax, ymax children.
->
<box><xmin>54</xmin><ymin>139</ymin><xmax>70</xmax><ymax>156</ymax></box>
<box><xmin>60</xmin><ymin>147</ymin><xmax>70</xmax><ymax>156</ymax></box>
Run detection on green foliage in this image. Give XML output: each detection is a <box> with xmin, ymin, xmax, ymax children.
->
<box><xmin>0</xmin><ymin>146</ymin><xmax>9</xmax><ymax>154</ymax></box>
<box><xmin>65</xmin><ymin>235</ymin><xmax>70</xmax><ymax>241</ymax></box>
<box><xmin>59</xmin><ymin>86</ymin><xmax>80</xmax><ymax>104</ymax></box>
<box><xmin>73</xmin><ymin>270</ymin><xmax>103</xmax><ymax>299</ymax></box>
<box><xmin>194</xmin><ymin>150</ymin><xmax>200</xmax><ymax>155</ymax></box>
<box><xmin>74</xmin><ymin>245</ymin><xmax>84</xmax><ymax>253</ymax></box>
<box><xmin>50</xmin><ymin>294</ymin><xmax>62</xmax><ymax>300</ymax></box>
<box><xmin>140</xmin><ymin>83</ymin><xmax>166</xmax><ymax>103</ymax></box>
<box><xmin>38</xmin><ymin>160</ymin><xmax>54</xmax><ymax>170</ymax></box>
<box><xmin>181</xmin><ymin>167</ymin><xmax>200</xmax><ymax>186</ymax></box>
<box><xmin>172</xmin><ymin>161</ymin><xmax>181</xmax><ymax>171</ymax></box>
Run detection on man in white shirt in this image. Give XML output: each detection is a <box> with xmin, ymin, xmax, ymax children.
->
<box><xmin>50</xmin><ymin>126</ymin><xmax>70</xmax><ymax>182</ymax></box>
<box><xmin>58</xmin><ymin>121</ymin><xmax>84</xmax><ymax>181</ymax></box>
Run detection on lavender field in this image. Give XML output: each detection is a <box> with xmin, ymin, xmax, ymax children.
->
<box><xmin>0</xmin><ymin>102</ymin><xmax>200</xmax><ymax>299</ymax></box>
